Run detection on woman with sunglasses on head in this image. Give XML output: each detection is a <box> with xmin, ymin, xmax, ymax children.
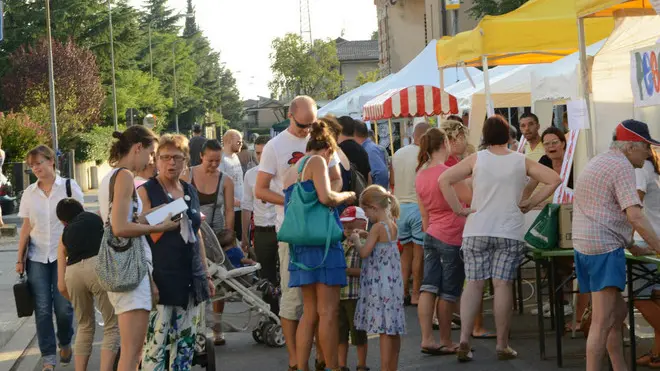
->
<box><xmin>16</xmin><ymin>145</ymin><xmax>84</xmax><ymax>371</ymax></box>
<box><xmin>138</xmin><ymin>134</ymin><xmax>214</xmax><ymax>370</ymax></box>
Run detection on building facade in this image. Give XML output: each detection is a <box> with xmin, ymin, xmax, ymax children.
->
<box><xmin>336</xmin><ymin>38</ymin><xmax>380</xmax><ymax>92</ymax></box>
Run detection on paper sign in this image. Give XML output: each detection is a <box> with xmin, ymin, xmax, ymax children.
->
<box><xmin>552</xmin><ymin>130</ymin><xmax>579</xmax><ymax>204</ymax></box>
<box><xmin>631</xmin><ymin>45</ymin><xmax>660</xmax><ymax>107</ymax></box>
<box><xmin>145</xmin><ymin>198</ymin><xmax>188</xmax><ymax>225</ymax></box>
<box><xmin>566</xmin><ymin>99</ymin><xmax>589</xmax><ymax>130</ymax></box>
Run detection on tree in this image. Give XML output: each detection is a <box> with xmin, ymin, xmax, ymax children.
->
<box><xmin>1</xmin><ymin>39</ymin><xmax>105</xmax><ymax>148</ymax></box>
<box><xmin>371</xmin><ymin>30</ymin><xmax>379</xmax><ymax>41</ymax></box>
<box><xmin>468</xmin><ymin>0</ymin><xmax>530</xmax><ymax>19</ymax></box>
<box><xmin>142</xmin><ymin>0</ymin><xmax>181</xmax><ymax>34</ymax></box>
<box><xmin>356</xmin><ymin>70</ymin><xmax>380</xmax><ymax>87</ymax></box>
<box><xmin>183</xmin><ymin>0</ymin><xmax>199</xmax><ymax>38</ymax></box>
<box><xmin>269</xmin><ymin>33</ymin><xmax>343</xmax><ymax>100</ymax></box>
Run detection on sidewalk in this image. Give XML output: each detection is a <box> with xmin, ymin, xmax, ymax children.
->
<box><xmin>0</xmin><ymin>191</ymin><xmax>99</xmax><ymax>371</ymax></box>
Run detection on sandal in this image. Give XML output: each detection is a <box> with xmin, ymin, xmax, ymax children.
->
<box><xmin>496</xmin><ymin>347</ymin><xmax>518</xmax><ymax>360</ymax></box>
<box><xmin>456</xmin><ymin>343</ymin><xmax>473</xmax><ymax>363</ymax></box>
<box><xmin>471</xmin><ymin>331</ymin><xmax>496</xmax><ymax>339</ymax></box>
<box><xmin>648</xmin><ymin>354</ymin><xmax>660</xmax><ymax>369</ymax></box>
<box><xmin>421</xmin><ymin>345</ymin><xmax>457</xmax><ymax>356</ymax></box>
<box><xmin>42</xmin><ymin>365</ymin><xmax>55</xmax><ymax>371</ymax></box>
<box><xmin>356</xmin><ymin>367</ymin><xmax>370</xmax><ymax>371</ymax></box>
<box><xmin>287</xmin><ymin>365</ymin><xmax>298</xmax><ymax>371</ymax></box>
<box><xmin>315</xmin><ymin>359</ymin><xmax>326</xmax><ymax>371</ymax></box>
<box><xmin>638</xmin><ymin>352</ymin><xmax>655</xmax><ymax>366</ymax></box>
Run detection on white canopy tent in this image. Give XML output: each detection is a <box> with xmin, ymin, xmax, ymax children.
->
<box><xmin>319</xmin><ymin>39</ymin><xmax>480</xmax><ymax>118</ymax></box>
<box><xmin>446</xmin><ymin>66</ymin><xmax>523</xmax><ymax>110</ymax></box>
<box><xmin>531</xmin><ymin>40</ymin><xmax>606</xmax><ymax>104</ymax></box>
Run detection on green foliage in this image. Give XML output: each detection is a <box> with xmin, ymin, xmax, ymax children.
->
<box><xmin>269</xmin><ymin>33</ymin><xmax>343</xmax><ymax>100</ymax></box>
<box><xmin>76</xmin><ymin>125</ymin><xmax>124</xmax><ymax>164</ymax></box>
<box><xmin>0</xmin><ymin>113</ymin><xmax>50</xmax><ymax>164</ymax></box>
<box><xmin>468</xmin><ymin>0</ymin><xmax>530</xmax><ymax>19</ymax></box>
<box><xmin>356</xmin><ymin>70</ymin><xmax>381</xmax><ymax>87</ymax></box>
<box><xmin>371</xmin><ymin>30</ymin><xmax>379</xmax><ymax>41</ymax></box>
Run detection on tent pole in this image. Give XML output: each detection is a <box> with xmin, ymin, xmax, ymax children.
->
<box><xmin>463</xmin><ymin>64</ymin><xmax>476</xmax><ymax>88</ymax></box>
<box><xmin>388</xmin><ymin>119</ymin><xmax>395</xmax><ymax>157</ymax></box>
<box><xmin>374</xmin><ymin>122</ymin><xmax>379</xmax><ymax>144</ymax></box>
<box><xmin>578</xmin><ymin>18</ymin><xmax>595</xmax><ymax>159</ymax></box>
<box><xmin>482</xmin><ymin>56</ymin><xmax>494</xmax><ymax>116</ymax></box>
<box><xmin>439</xmin><ymin>67</ymin><xmax>444</xmax><ymax>124</ymax></box>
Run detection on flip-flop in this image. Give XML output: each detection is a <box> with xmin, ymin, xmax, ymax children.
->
<box><xmin>421</xmin><ymin>345</ymin><xmax>458</xmax><ymax>356</ymax></box>
<box><xmin>472</xmin><ymin>331</ymin><xmax>497</xmax><ymax>339</ymax></box>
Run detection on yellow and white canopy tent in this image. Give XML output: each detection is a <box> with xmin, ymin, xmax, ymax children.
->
<box><xmin>435</xmin><ymin>0</ymin><xmax>614</xmax><ymax>144</ymax></box>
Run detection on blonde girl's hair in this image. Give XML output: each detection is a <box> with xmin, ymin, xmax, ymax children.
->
<box><xmin>440</xmin><ymin>119</ymin><xmax>469</xmax><ymax>141</ymax></box>
<box><xmin>359</xmin><ymin>185</ymin><xmax>400</xmax><ymax>219</ymax></box>
<box><xmin>417</xmin><ymin>127</ymin><xmax>447</xmax><ymax>172</ymax></box>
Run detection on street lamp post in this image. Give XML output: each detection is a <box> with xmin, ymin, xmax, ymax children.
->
<box><xmin>148</xmin><ymin>21</ymin><xmax>155</xmax><ymax>80</ymax></box>
<box><xmin>45</xmin><ymin>0</ymin><xmax>58</xmax><ymax>151</ymax></box>
<box><xmin>172</xmin><ymin>41</ymin><xmax>179</xmax><ymax>134</ymax></box>
<box><xmin>108</xmin><ymin>0</ymin><xmax>118</xmax><ymax>131</ymax></box>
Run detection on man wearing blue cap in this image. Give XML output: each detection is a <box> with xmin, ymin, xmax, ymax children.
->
<box><xmin>573</xmin><ymin>119</ymin><xmax>660</xmax><ymax>371</ymax></box>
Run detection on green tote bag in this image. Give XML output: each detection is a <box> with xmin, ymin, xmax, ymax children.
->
<box><xmin>524</xmin><ymin>203</ymin><xmax>560</xmax><ymax>250</ymax></box>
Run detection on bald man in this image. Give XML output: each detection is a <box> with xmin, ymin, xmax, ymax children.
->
<box><xmin>392</xmin><ymin>121</ymin><xmax>430</xmax><ymax>306</ymax></box>
<box><xmin>255</xmin><ymin>95</ymin><xmax>342</xmax><ymax>370</ymax></box>
<box><xmin>219</xmin><ymin>129</ymin><xmax>245</xmax><ymax>241</ymax></box>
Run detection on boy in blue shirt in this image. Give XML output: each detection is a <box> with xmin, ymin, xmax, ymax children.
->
<box><xmin>216</xmin><ymin>229</ymin><xmax>255</xmax><ymax>268</ymax></box>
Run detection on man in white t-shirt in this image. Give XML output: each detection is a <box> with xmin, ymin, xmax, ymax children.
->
<box><xmin>219</xmin><ymin>129</ymin><xmax>245</xmax><ymax>241</ymax></box>
<box><xmin>255</xmin><ymin>95</ymin><xmax>342</xmax><ymax>370</ymax></box>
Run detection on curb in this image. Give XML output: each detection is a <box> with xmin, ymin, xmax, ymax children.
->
<box><xmin>0</xmin><ymin>317</ymin><xmax>37</xmax><ymax>371</ymax></box>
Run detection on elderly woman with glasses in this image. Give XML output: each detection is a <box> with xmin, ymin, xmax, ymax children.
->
<box><xmin>138</xmin><ymin>134</ymin><xmax>215</xmax><ymax>370</ymax></box>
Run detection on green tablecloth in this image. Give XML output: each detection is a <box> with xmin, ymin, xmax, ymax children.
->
<box><xmin>528</xmin><ymin>245</ymin><xmax>660</xmax><ymax>266</ymax></box>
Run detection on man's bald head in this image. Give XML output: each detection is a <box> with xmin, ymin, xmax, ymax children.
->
<box><xmin>223</xmin><ymin>129</ymin><xmax>243</xmax><ymax>153</ymax></box>
<box><xmin>290</xmin><ymin>96</ymin><xmax>317</xmax><ymax>121</ymax></box>
<box><xmin>413</xmin><ymin>122</ymin><xmax>430</xmax><ymax>145</ymax></box>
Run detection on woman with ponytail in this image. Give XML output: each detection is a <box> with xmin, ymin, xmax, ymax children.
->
<box><xmin>414</xmin><ymin>128</ymin><xmax>472</xmax><ymax>355</ymax></box>
<box><xmin>281</xmin><ymin>121</ymin><xmax>356</xmax><ymax>371</ymax></box>
<box><xmin>99</xmin><ymin>127</ymin><xmax>179</xmax><ymax>371</ymax></box>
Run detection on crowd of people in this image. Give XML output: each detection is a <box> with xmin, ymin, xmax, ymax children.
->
<box><xmin>14</xmin><ymin>91</ymin><xmax>660</xmax><ymax>371</ymax></box>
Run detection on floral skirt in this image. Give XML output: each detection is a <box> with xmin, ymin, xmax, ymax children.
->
<box><xmin>142</xmin><ymin>297</ymin><xmax>201</xmax><ymax>370</ymax></box>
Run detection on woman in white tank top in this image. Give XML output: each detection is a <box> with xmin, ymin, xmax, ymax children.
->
<box><xmin>100</xmin><ymin>127</ymin><xmax>179</xmax><ymax>371</ymax></box>
<box><xmin>438</xmin><ymin>115</ymin><xmax>561</xmax><ymax>362</ymax></box>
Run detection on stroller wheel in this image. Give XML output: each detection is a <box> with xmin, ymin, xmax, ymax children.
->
<box><xmin>205</xmin><ymin>337</ymin><xmax>217</xmax><ymax>370</ymax></box>
<box><xmin>265</xmin><ymin>324</ymin><xmax>286</xmax><ymax>348</ymax></box>
<box><xmin>252</xmin><ymin>326</ymin><xmax>265</xmax><ymax>343</ymax></box>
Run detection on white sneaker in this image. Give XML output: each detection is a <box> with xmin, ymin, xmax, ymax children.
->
<box><xmin>531</xmin><ymin>302</ymin><xmax>550</xmax><ymax>315</ymax></box>
<box><xmin>542</xmin><ymin>304</ymin><xmax>574</xmax><ymax>318</ymax></box>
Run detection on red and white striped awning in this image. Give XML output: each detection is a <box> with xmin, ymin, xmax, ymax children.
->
<box><xmin>362</xmin><ymin>85</ymin><xmax>458</xmax><ymax>121</ymax></box>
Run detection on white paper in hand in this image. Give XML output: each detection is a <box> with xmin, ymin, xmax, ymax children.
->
<box><xmin>145</xmin><ymin>198</ymin><xmax>188</xmax><ymax>225</ymax></box>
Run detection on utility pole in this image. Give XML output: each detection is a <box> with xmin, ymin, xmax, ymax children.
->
<box><xmin>440</xmin><ymin>0</ymin><xmax>448</xmax><ymax>37</ymax></box>
<box><xmin>108</xmin><ymin>0</ymin><xmax>118</xmax><ymax>131</ymax></box>
<box><xmin>172</xmin><ymin>42</ymin><xmax>179</xmax><ymax>134</ymax></box>
<box><xmin>45</xmin><ymin>0</ymin><xmax>58</xmax><ymax>151</ymax></box>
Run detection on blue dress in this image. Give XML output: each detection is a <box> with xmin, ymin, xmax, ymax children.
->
<box><xmin>354</xmin><ymin>221</ymin><xmax>406</xmax><ymax>335</ymax></box>
<box><xmin>284</xmin><ymin>178</ymin><xmax>347</xmax><ymax>287</ymax></box>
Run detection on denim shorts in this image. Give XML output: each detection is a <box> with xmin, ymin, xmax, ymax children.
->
<box><xmin>420</xmin><ymin>234</ymin><xmax>465</xmax><ymax>302</ymax></box>
<box><xmin>575</xmin><ymin>248</ymin><xmax>626</xmax><ymax>293</ymax></box>
<box><xmin>397</xmin><ymin>203</ymin><xmax>424</xmax><ymax>245</ymax></box>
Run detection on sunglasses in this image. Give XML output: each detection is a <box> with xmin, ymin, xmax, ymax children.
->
<box><xmin>292</xmin><ymin>115</ymin><xmax>313</xmax><ymax>130</ymax></box>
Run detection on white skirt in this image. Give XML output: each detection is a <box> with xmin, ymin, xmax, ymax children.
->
<box><xmin>108</xmin><ymin>238</ymin><xmax>153</xmax><ymax>315</ymax></box>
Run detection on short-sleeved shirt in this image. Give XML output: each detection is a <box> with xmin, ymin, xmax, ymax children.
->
<box><xmin>340</xmin><ymin>240</ymin><xmax>362</xmax><ymax>300</ymax></box>
<box><xmin>62</xmin><ymin>212</ymin><xmax>104</xmax><ymax>266</ymax></box>
<box><xmin>539</xmin><ymin>155</ymin><xmax>574</xmax><ymax>189</ymax></box>
<box><xmin>339</xmin><ymin>139</ymin><xmax>371</xmax><ymax>181</ymax></box>
<box><xmin>188</xmin><ymin>136</ymin><xmax>206</xmax><ymax>167</ymax></box>
<box><xmin>242</xmin><ymin>167</ymin><xmax>276</xmax><ymax>227</ymax></box>
<box><xmin>18</xmin><ymin>176</ymin><xmax>85</xmax><ymax>263</ymax></box>
<box><xmin>445</xmin><ymin>155</ymin><xmax>460</xmax><ymax>167</ymax></box>
<box><xmin>392</xmin><ymin>144</ymin><xmax>420</xmax><ymax>204</ymax></box>
<box><xmin>416</xmin><ymin>163</ymin><xmax>466</xmax><ymax>246</ymax></box>
<box><xmin>362</xmin><ymin>138</ymin><xmax>389</xmax><ymax>188</ymax></box>
<box><xmin>573</xmin><ymin>150</ymin><xmax>641</xmax><ymax>255</ymax></box>
<box><xmin>219</xmin><ymin>152</ymin><xmax>244</xmax><ymax>211</ymax></box>
<box><xmin>257</xmin><ymin>129</ymin><xmax>339</xmax><ymax>230</ymax></box>
<box><xmin>524</xmin><ymin>141</ymin><xmax>545</xmax><ymax>162</ymax></box>
<box><xmin>635</xmin><ymin>160</ymin><xmax>660</xmax><ymax>239</ymax></box>
<box><xmin>225</xmin><ymin>246</ymin><xmax>245</xmax><ymax>268</ymax></box>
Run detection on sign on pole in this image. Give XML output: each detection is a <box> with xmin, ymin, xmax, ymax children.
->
<box><xmin>446</xmin><ymin>0</ymin><xmax>460</xmax><ymax>10</ymax></box>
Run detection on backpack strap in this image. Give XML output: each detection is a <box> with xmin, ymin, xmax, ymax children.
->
<box><xmin>65</xmin><ymin>178</ymin><xmax>72</xmax><ymax>198</ymax></box>
<box><xmin>296</xmin><ymin>156</ymin><xmax>312</xmax><ymax>182</ymax></box>
<box><xmin>209</xmin><ymin>172</ymin><xmax>224</xmax><ymax>230</ymax></box>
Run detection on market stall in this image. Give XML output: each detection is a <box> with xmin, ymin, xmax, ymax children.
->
<box><xmin>362</xmin><ymin>85</ymin><xmax>458</xmax><ymax>156</ymax></box>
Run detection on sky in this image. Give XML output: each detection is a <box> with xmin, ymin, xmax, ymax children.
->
<box><xmin>128</xmin><ymin>0</ymin><xmax>378</xmax><ymax>100</ymax></box>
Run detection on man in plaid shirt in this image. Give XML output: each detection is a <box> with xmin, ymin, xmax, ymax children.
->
<box><xmin>573</xmin><ymin>120</ymin><xmax>660</xmax><ymax>371</ymax></box>
<box><xmin>338</xmin><ymin>206</ymin><xmax>369</xmax><ymax>371</ymax></box>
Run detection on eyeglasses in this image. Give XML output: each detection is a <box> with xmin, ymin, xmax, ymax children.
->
<box><xmin>159</xmin><ymin>154</ymin><xmax>186</xmax><ymax>163</ymax></box>
<box><xmin>543</xmin><ymin>140</ymin><xmax>562</xmax><ymax>147</ymax></box>
<box><xmin>29</xmin><ymin>160</ymin><xmax>47</xmax><ymax>169</ymax></box>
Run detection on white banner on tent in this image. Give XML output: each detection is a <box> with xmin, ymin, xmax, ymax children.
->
<box><xmin>631</xmin><ymin>45</ymin><xmax>660</xmax><ymax>107</ymax></box>
<box><xmin>553</xmin><ymin>130</ymin><xmax>579</xmax><ymax>204</ymax></box>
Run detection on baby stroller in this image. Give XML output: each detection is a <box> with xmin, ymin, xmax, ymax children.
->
<box><xmin>200</xmin><ymin>222</ymin><xmax>285</xmax><ymax>348</ymax></box>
